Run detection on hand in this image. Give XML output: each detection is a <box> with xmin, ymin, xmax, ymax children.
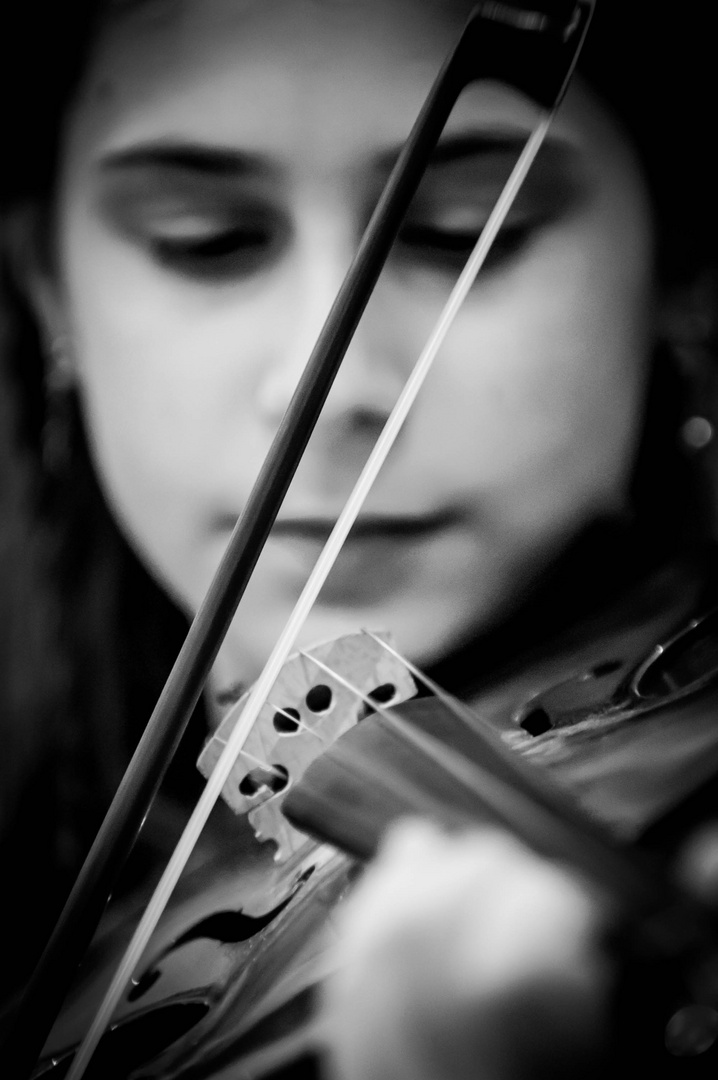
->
<box><xmin>676</xmin><ymin>820</ymin><xmax>718</xmax><ymax>906</ymax></box>
<box><xmin>322</xmin><ymin>819</ymin><xmax>613</xmax><ymax>1080</ymax></box>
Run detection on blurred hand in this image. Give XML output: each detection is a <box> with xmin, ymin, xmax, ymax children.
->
<box><xmin>676</xmin><ymin>820</ymin><xmax>718</xmax><ymax>906</ymax></box>
<box><xmin>322</xmin><ymin>819</ymin><xmax>613</xmax><ymax>1080</ymax></box>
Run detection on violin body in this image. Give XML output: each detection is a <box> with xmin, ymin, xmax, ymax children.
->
<box><xmin>36</xmin><ymin>844</ymin><xmax>353</xmax><ymax>1080</ymax></box>
<box><xmin>33</xmin><ymin>549</ymin><xmax>718</xmax><ymax>1079</ymax></box>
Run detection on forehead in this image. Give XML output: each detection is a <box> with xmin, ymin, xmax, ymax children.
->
<box><xmin>66</xmin><ymin>0</ymin><xmax>550</xmax><ymax>161</ymax></box>
<box><xmin>93</xmin><ymin>0</ymin><xmax>469</xmax><ymax>78</ymax></box>
<box><xmin>60</xmin><ymin>0</ymin><xmax>637</xmax><ymax>199</ymax></box>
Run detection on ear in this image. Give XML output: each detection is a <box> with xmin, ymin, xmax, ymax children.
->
<box><xmin>3</xmin><ymin>201</ymin><xmax>75</xmax><ymax>377</ymax></box>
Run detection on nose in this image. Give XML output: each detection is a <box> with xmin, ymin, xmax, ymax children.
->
<box><xmin>254</xmin><ymin>218</ymin><xmax>404</xmax><ymax>434</ymax></box>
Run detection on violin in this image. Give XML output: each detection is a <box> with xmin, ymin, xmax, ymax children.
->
<box><xmin>8</xmin><ymin>2</ymin><xmax>718</xmax><ymax>1077</ymax></box>
<box><xmin>30</xmin><ymin>566</ymin><xmax>718</xmax><ymax>1078</ymax></box>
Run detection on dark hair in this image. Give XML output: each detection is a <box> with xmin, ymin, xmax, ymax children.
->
<box><xmin>0</xmin><ymin>7</ymin><xmax>188</xmax><ymax>1000</ymax></box>
<box><xmin>0</xmin><ymin>297</ymin><xmax>199</xmax><ymax>1000</ymax></box>
<box><xmin>577</xmin><ymin>5</ymin><xmax>717</xmax><ymax>284</ymax></box>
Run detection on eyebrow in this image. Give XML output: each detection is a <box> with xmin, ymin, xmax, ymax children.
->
<box><xmin>98</xmin><ymin>130</ymin><xmax>574</xmax><ymax>184</ymax></box>
<box><xmin>99</xmin><ymin>143</ymin><xmax>269</xmax><ymax>177</ymax></box>
<box><xmin>376</xmin><ymin>130</ymin><xmax>569</xmax><ymax>172</ymax></box>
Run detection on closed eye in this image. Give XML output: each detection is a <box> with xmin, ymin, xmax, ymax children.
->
<box><xmin>151</xmin><ymin>223</ymin><xmax>274</xmax><ymax>270</ymax></box>
<box><xmin>394</xmin><ymin>219</ymin><xmax>535</xmax><ymax>273</ymax></box>
<box><xmin>144</xmin><ymin>209</ymin><xmax>286</xmax><ymax>279</ymax></box>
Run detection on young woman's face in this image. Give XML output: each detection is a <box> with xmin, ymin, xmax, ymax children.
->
<box><xmin>47</xmin><ymin>0</ymin><xmax>655</xmax><ymax>687</ymax></box>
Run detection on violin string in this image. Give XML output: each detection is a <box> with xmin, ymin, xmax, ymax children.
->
<box><xmin>298</xmin><ymin>645</ymin><xmax>507</xmax><ymax>794</ymax></box>
<box><xmin>236</xmin><ymin>746</ymin><xmax>288</xmax><ymax>775</ymax></box>
<box><xmin>296</xmin><ymin>647</ymin><xmax>558</xmax><ymax>823</ymax></box>
<box><xmin>364</xmin><ymin>630</ymin><xmax>495</xmax><ymax>731</ymax></box>
<box><xmin>298</xmin><ymin>649</ymin><xmax>408</xmax><ymax>713</ymax></box>
<box><xmin>298</xmin><ymin>644</ymin><xmax>546</xmax><ymax>811</ymax></box>
<box><xmin>210</xmin><ymin>700</ymin><xmax>323</xmax><ymax>783</ymax></box>
<box><xmin>267</xmin><ymin>701</ymin><xmax>327</xmax><ymax>741</ymax></box>
<box><xmin>210</xmin><ymin>721</ymin><xmax>287</xmax><ymax>777</ymax></box>
<box><xmin>220</xmin><ymin>690</ymin><xmax>325</xmax><ymax>744</ymax></box>
<box><xmin>297</xmin><ymin>645</ymin><xmax>662</xmax><ymax>909</ymax></box>
<box><xmin>63</xmin><ymin>111</ymin><xmax>555</xmax><ymax>1080</ymax></box>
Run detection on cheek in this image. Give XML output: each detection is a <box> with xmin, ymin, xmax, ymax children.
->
<box><xmin>70</xmin><ymin>278</ymin><xmax>215</xmax><ymax>505</ymax></box>
<box><xmin>57</xmin><ymin>213</ymin><xmax>269</xmax><ymax>595</ymax></box>
<box><xmin>62</xmin><ymin>206</ymin><xmax>266</xmax><ymax>468</ymax></box>
<box><xmin>407</xmin><ymin>222</ymin><xmax>653</xmax><ymax>525</ymax></box>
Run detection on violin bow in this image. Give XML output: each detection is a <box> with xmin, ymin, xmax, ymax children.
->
<box><xmin>6</xmin><ymin>4</ymin><xmax>593</xmax><ymax>1076</ymax></box>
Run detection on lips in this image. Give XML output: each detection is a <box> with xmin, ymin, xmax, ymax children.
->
<box><xmin>270</xmin><ymin>510</ymin><xmax>461</xmax><ymax>543</ymax></box>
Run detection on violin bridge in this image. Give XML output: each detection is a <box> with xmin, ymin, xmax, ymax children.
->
<box><xmin>196</xmin><ymin>630</ymin><xmax>417</xmax><ymax>862</ymax></box>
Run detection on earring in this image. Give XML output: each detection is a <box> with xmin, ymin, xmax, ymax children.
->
<box><xmin>42</xmin><ymin>336</ymin><xmax>76</xmax><ymax>475</ymax></box>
